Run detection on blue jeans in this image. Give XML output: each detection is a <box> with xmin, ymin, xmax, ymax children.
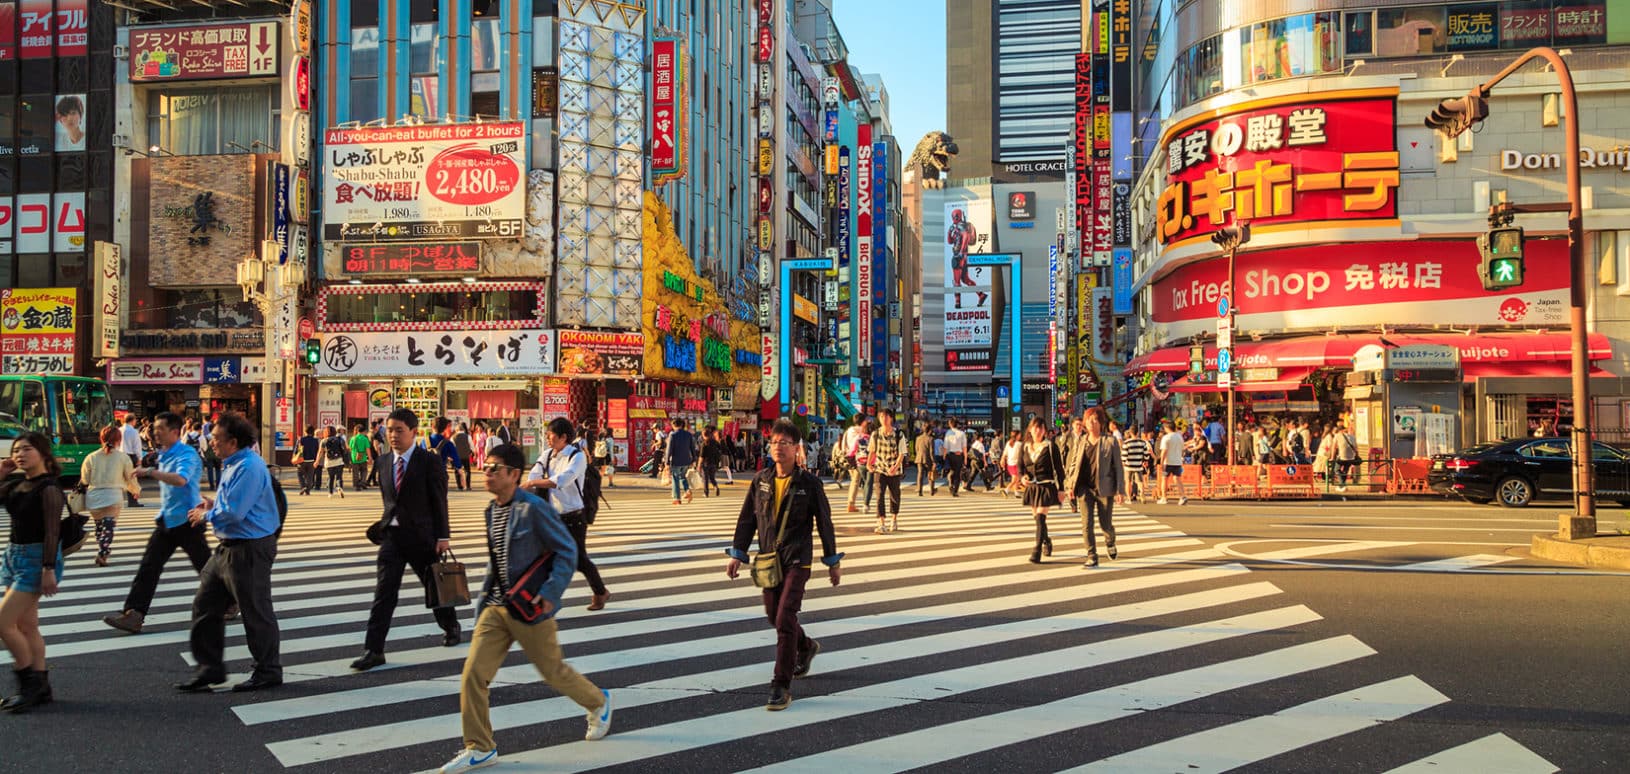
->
<box><xmin>0</xmin><ymin>543</ymin><xmax>64</xmax><ymax>594</ymax></box>
<box><xmin>670</xmin><ymin>464</ymin><xmax>692</xmax><ymax>500</ymax></box>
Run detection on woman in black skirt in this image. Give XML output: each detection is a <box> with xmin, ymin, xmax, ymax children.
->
<box><xmin>1018</xmin><ymin>418</ymin><xmax>1064</xmax><ymax>564</ymax></box>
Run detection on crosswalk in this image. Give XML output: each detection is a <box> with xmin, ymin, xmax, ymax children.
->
<box><xmin>4</xmin><ymin>484</ymin><xmax>1558</xmax><ymax>772</ymax></box>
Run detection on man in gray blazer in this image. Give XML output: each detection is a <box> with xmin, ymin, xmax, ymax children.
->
<box><xmin>1062</xmin><ymin>408</ymin><xmax>1124</xmax><ymax>568</ymax></box>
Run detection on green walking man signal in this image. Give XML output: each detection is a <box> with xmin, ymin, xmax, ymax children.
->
<box><xmin>303</xmin><ymin>339</ymin><xmax>321</xmax><ymax>365</ymax></box>
<box><xmin>1477</xmin><ymin>226</ymin><xmax>1525</xmax><ymax>290</ymax></box>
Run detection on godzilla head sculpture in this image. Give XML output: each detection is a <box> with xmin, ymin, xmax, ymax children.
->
<box><xmin>907</xmin><ymin>131</ymin><xmax>958</xmax><ymax>189</ymax></box>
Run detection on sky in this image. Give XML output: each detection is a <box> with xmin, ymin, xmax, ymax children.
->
<box><xmin>830</xmin><ymin>0</ymin><xmax>947</xmax><ymax>151</ymax></box>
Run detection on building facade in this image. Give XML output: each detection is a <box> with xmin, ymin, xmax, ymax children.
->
<box><xmin>1125</xmin><ymin>0</ymin><xmax>1630</xmax><ymax>456</ymax></box>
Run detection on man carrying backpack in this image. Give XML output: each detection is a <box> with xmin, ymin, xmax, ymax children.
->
<box><xmin>525</xmin><ymin>418</ymin><xmax>611</xmax><ymax>611</ymax></box>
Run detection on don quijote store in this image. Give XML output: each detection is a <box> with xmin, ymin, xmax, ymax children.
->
<box><xmin>1128</xmin><ymin>76</ymin><xmax>1630</xmax><ymax>458</ymax></box>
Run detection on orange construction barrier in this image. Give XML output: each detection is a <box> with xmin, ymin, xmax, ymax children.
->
<box><xmin>1213</xmin><ymin>465</ymin><xmax>1261</xmax><ymax>499</ymax></box>
<box><xmin>1181</xmin><ymin>465</ymin><xmax>1209</xmax><ymax>499</ymax></box>
<box><xmin>1264</xmin><ymin>463</ymin><xmax>1318</xmax><ymax>498</ymax></box>
<box><xmin>1387</xmin><ymin>458</ymin><xmax>1434</xmax><ymax>494</ymax></box>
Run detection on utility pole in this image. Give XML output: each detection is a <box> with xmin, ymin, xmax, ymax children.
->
<box><xmin>1210</xmin><ymin>222</ymin><xmax>1250</xmax><ymax>466</ymax></box>
<box><xmin>1423</xmin><ymin>46</ymin><xmax>1594</xmax><ymax>539</ymax></box>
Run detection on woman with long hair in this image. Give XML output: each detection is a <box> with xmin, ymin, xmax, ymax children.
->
<box><xmin>1002</xmin><ymin>430</ymin><xmax>1023</xmax><ymax>497</ymax></box>
<box><xmin>0</xmin><ymin>432</ymin><xmax>67</xmax><ymax>712</ymax></box>
<box><xmin>1018</xmin><ymin>418</ymin><xmax>1063</xmax><ymax>564</ymax></box>
<box><xmin>81</xmin><ymin>425</ymin><xmax>137</xmax><ymax>567</ymax></box>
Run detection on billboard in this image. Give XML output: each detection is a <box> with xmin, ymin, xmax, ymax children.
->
<box><xmin>0</xmin><ymin>287</ymin><xmax>75</xmax><ymax>374</ymax></box>
<box><xmin>323</xmin><ymin>122</ymin><xmax>526</xmax><ymax>241</ymax></box>
<box><xmin>943</xmin><ymin>199</ymin><xmax>997</xmax><ymax>373</ymax></box>
<box><xmin>1157</xmin><ymin>92</ymin><xmax>1399</xmax><ymax>249</ymax></box>
<box><xmin>129</xmin><ymin>21</ymin><xmax>280</xmax><ymax>81</ymax></box>
<box><xmin>650</xmin><ymin>37</ymin><xmax>686</xmax><ymax>184</ymax></box>
<box><xmin>317</xmin><ymin>329</ymin><xmax>556</xmax><ymax>378</ymax></box>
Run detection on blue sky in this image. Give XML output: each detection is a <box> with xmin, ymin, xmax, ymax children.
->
<box><xmin>831</xmin><ymin>0</ymin><xmax>946</xmax><ymax>151</ymax></box>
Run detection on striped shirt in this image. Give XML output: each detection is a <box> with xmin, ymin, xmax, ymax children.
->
<box><xmin>484</xmin><ymin>500</ymin><xmax>514</xmax><ymax>607</ymax></box>
<box><xmin>1121</xmin><ymin>437</ymin><xmax>1151</xmax><ymax>473</ymax></box>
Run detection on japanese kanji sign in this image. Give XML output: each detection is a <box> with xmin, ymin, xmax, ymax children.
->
<box><xmin>650</xmin><ymin>37</ymin><xmax>686</xmax><ymax>184</ymax></box>
<box><xmin>341</xmin><ymin>241</ymin><xmax>483</xmax><ymax>276</ymax></box>
<box><xmin>1156</xmin><ymin>91</ymin><xmax>1400</xmax><ymax>250</ymax></box>
<box><xmin>316</xmin><ymin>329</ymin><xmax>556</xmax><ymax>378</ymax></box>
<box><xmin>0</xmin><ymin>286</ymin><xmax>75</xmax><ymax>375</ymax></box>
<box><xmin>129</xmin><ymin>21</ymin><xmax>279</xmax><ymax>81</ymax></box>
<box><xmin>322</xmin><ymin>122</ymin><xmax>525</xmax><ymax>241</ymax></box>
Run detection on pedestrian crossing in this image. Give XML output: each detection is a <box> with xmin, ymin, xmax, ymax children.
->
<box><xmin>3</xmin><ymin>484</ymin><xmax>1559</xmax><ymax>772</ymax></box>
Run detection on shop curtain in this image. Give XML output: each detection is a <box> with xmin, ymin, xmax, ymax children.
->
<box><xmin>344</xmin><ymin>391</ymin><xmax>369</xmax><ymax>418</ymax></box>
<box><xmin>466</xmin><ymin>391</ymin><xmax>517</xmax><ymax>419</ymax></box>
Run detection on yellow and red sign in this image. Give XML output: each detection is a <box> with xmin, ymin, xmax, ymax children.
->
<box><xmin>0</xmin><ymin>287</ymin><xmax>76</xmax><ymax>374</ymax></box>
<box><xmin>1156</xmin><ymin>90</ymin><xmax>1399</xmax><ymax>249</ymax></box>
<box><xmin>651</xmin><ymin>37</ymin><xmax>686</xmax><ymax>184</ymax></box>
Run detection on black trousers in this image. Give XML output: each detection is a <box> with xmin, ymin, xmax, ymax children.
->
<box><xmin>365</xmin><ymin>456</ymin><xmax>381</xmax><ymax>487</ymax></box>
<box><xmin>1082</xmin><ymin>495</ymin><xmax>1117</xmax><ymax>555</ymax></box>
<box><xmin>565</xmin><ymin>517</ymin><xmax>608</xmax><ymax>596</ymax></box>
<box><xmin>297</xmin><ymin>462</ymin><xmax>316</xmax><ymax>493</ymax></box>
<box><xmin>123</xmin><ymin>520</ymin><xmax>212</xmax><ymax>615</ymax></box>
<box><xmin>945</xmin><ymin>453</ymin><xmax>965</xmax><ymax>496</ymax></box>
<box><xmin>365</xmin><ymin>529</ymin><xmax>460</xmax><ymax>653</ymax></box>
<box><xmin>189</xmin><ymin>535</ymin><xmax>280</xmax><ymax>681</ymax></box>
<box><xmin>701</xmin><ymin>463</ymin><xmax>720</xmax><ymax>496</ymax></box>
<box><xmin>875</xmin><ymin>473</ymin><xmax>902</xmax><ymax>519</ymax></box>
<box><xmin>915</xmin><ymin>461</ymin><xmax>936</xmax><ymax>495</ymax></box>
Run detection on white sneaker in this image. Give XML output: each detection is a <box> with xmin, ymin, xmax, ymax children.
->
<box><xmin>440</xmin><ymin>748</ymin><xmax>499</xmax><ymax>773</ymax></box>
<box><xmin>585</xmin><ymin>689</ymin><xmax>613</xmax><ymax>740</ymax></box>
<box><xmin>1179</xmin><ymin>497</ymin><xmax>1188</xmax><ymax>505</ymax></box>
<box><xmin>1156</xmin><ymin>498</ymin><xmax>1168</xmax><ymax>504</ymax></box>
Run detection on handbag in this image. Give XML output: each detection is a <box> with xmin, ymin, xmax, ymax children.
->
<box><xmin>505</xmin><ymin>550</ymin><xmax>558</xmax><ymax>623</ymax></box>
<box><xmin>750</xmin><ymin>493</ymin><xmax>794</xmax><ymax>589</ymax></box>
<box><xmin>431</xmin><ymin>549</ymin><xmax>472</xmax><ymax>608</ymax></box>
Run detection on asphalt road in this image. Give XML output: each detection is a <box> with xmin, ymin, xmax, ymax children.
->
<box><xmin>0</xmin><ymin>473</ymin><xmax>1623</xmax><ymax>772</ymax></box>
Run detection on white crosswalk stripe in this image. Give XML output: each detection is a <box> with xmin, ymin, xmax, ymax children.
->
<box><xmin>3</xmin><ymin>485</ymin><xmax>1557</xmax><ymax>772</ymax></box>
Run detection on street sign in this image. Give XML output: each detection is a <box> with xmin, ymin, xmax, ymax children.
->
<box><xmin>1217</xmin><ymin>296</ymin><xmax>1230</xmax><ymax>318</ymax></box>
<box><xmin>1216</xmin><ymin>315</ymin><xmax>1232</xmax><ymax>350</ymax></box>
<box><xmin>1218</xmin><ymin>348</ymin><xmax>1233</xmax><ymax>389</ymax></box>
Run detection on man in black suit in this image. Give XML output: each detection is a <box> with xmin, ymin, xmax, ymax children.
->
<box><xmin>351</xmin><ymin>408</ymin><xmax>461</xmax><ymax>671</ymax></box>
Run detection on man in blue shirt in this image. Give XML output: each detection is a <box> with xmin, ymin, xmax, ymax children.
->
<box><xmin>1204</xmin><ymin>416</ymin><xmax>1227</xmax><ymax>463</ymax></box>
<box><xmin>102</xmin><ymin>412</ymin><xmax>208</xmax><ymax>635</ymax></box>
<box><xmin>176</xmin><ymin>412</ymin><xmax>284</xmax><ymax>694</ymax></box>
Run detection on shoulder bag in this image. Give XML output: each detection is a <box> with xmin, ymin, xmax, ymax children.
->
<box><xmin>751</xmin><ymin>490</ymin><xmax>793</xmax><ymax>589</ymax></box>
<box><xmin>505</xmin><ymin>549</ymin><xmax>559</xmax><ymax>623</ymax></box>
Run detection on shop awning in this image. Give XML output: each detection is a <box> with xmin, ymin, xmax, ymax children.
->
<box><xmin>1127</xmin><ymin>332</ymin><xmax>1611</xmax><ymax>375</ymax></box>
<box><xmin>1462</xmin><ymin>362</ymin><xmax>1613</xmax><ymax>381</ymax></box>
<box><xmin>1166</xmin><ymin>368</ymin><xmax>1314</xmax><ymax>394</ymax></box>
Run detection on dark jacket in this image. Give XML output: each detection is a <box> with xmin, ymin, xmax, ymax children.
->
<box><xmin>665</xmin><ymin>429</ymin><xmax>698</xmax><ymax>467</ymax></box>
<box><xmin>479</xmin><ymin>487</ymin><xmax>577</xmax><ymax>622</ymax></box>
<box><xmin>728</xmin><ymin>467</ymin><xmax>843</xmax><ymax>569</ymax></box>
<box><xmin>701</xmin><ymin>438</ymin><xmax>724</xmax><ymax>467</ymax></box>
<box><xmin>1063</xmin><ymin>433</ymin><xmax>1126</xmax><ymax>498</ymax></box>
<box><xmin>379</xmin><ymin>446</ymin><xmax>450</xmax><ymax>559</ymax></box>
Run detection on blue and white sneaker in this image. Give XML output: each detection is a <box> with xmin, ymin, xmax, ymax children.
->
<box><xmin>440</xmin><ymin>748</ymin><xmax>498</xmax><ymax>773</ymax></box>
<box><xmin>585</xmin><ymin>689</ymin><xmax>614</xmax><ymax>740</ymax></box>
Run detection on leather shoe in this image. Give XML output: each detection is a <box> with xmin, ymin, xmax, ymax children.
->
<box><xmin>350</xmin><ymin>650</ymin><xmax>386</xmax><ymax>671</ymax></box>
<box><xmin>587</xmin><ymin>592</ymin><xmax>611</xmax><ymax>611</ymax></box>
<box><xmin>232</xmin><ymin>675</ymin><xmax>283</xmax><ymax>692</ymax></box>
<box><xmin>174</xmin><ymin>673</ymin><xmax>226</xmax><ymax>693</ymax></box>
<box><xmin>441</xmin><ymin>629</ymin><xmax>461</xmax><ymax>647</ymax></box>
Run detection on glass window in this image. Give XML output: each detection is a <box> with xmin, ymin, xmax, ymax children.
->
<box><xmin>16</xmin><ymin>255</ymin><xmax>50</xmax><ymax>287</ymax></box>
<box><xmin>410</xmin><ymin>23</ymin><xmax>441</xmax><ymax>120</ymax></box>
<box><xmin>1345</xmin><ymin>11</ymin><xmax>1375</xmax><ymax>55</ymax></box>
<box><xmin>350</xmin><ymin>78</ymin><xmax>380</xmax><ymax>123</ymax></box>
<box><xmin>324</xmin><ymin>289</ymin><xmax>542</xmax><ymax>326</ymax></box>
<box><xmin>16</xmin><ymin>95</ymin><xmax>51</xmax><ymax>156</ymax></box>
<box><xmin>0</xmin><ymin>97</ymin><xmax>15</xmax><ymax>157</ymax></box>
<box><xmin>1377</xmin><ymin>7</ymin><xmax>1448</xmax><ymax>57</ymax></box>
<box><xmin>472</xmin><ymin>18</ymin><xmax>501</xmax><ymax>118</ymax></box>
<box><xmin>351</xmin><ymin>0</ymin><xmax>379</xmax><ymax>27</ymax></box>
<box><xmin>148</xmin><ymin>86</ymin><xmax>280</xmax><ymax>155</ymax></box>
<box><xmin>1552</xmin><ymin>3</ymin><xmax>1608</xmax><ymax>46</ymax></box>
<box><xmin>20</xmin><ymin>381</ymin><xmax>47</xmax><ymax>433</ymax></box>
<box><xmin>351</xmin><ymin>27</ymin><xmax>379</xmax><ymax>77</ymax></box>
<box><xmin>55</xmin><ymin>379</ymin><xmax>112</xmax><ymax>445</ymax></box>
<box><xmin>1499</xmin><ymin>1</ymin><xmax>1552</xmax><ymax>49</ymax></box>
<box><xmin>1520</xmin><ymin>440</ymin><xmax>1569</xmax><ymax>459</ymax></box>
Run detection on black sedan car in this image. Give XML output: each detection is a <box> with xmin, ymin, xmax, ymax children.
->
<box><xmin>1429</xmin><ymin>437</ymin><xmax>1630</xmax><ymax>507</ymax></box>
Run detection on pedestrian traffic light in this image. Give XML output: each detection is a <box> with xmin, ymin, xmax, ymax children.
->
<box><xmin>1477</xmin><ymin>226</ymin><xmax>1525</xmax><ymax>290</ymax></box>
<box><xmin>303</xmin><ymin>338</ymin><xmax>321</xmax><ymax>364</ymax></box>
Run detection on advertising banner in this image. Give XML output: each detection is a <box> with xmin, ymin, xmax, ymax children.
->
<box><xmin>1076</xmin><ymin>276</ymin><xmax>1098</xmax><ymax>392</ymax></box>
<box><xmin>17</xmin><ymin>0</ymin><xmax>48</xmax><ymax>58</ymax></box>
<box><xmin>0</xmin><ymin>3</ymin><xmax>13</xmax><ymax>62</ymax></box>
<box><xmin>1111</xmin><ymin>248</ymin><xmax>1134</xmax><ymax>315</ymax></box>
<box><xmin>0</xmin><ymin>196</ymin><xmax>9</xmax><ymax>252</ymax></box>
<box><xmin>650</xmin><ymin>37</ymin><xmax>686</xmax><ymax>183</ymax></box>
<box><xmin>856</xmin><ymin>124</ymin><xmax>872</xmax><ymax>367</ymax></box>
<box><xmin>93</xmin><ymin>241</ymin><xmax>120</xmax><ymax>357</ymax></box>
<box><xmin>1091</xmin><ymin>286</ymin><xmax>1115</xmax><ymax>363</ymax></box>
<box><xmin>0</xmin><ymin>287</ymin><xmax>75</xmax><ymax>374</ymax></box>
<box><xmin>129</xmin><ymin>21</ymin><xmax>280</xmax><ymax>81</ymax></box>
<box><xmin>1157</xmin><ymin>92</ymin><xmax>1399</xmax><ymax>250</ymax></box>
<box><xmin>1151</xmin><ymin>239</ymin><xmax>1571</xmax><ymax>338</ymax></box>
<box><xmin>556</xmin><ymin>330</ymin><xmax>643</xmax><ymax>376</ymax></box>
<box><xmin>317</xmin><ymin>329</ymin><xmax>556</xmax><ymax>378</ymax></box>
<box><xmin>322</xmin><ymin>122</ymin><xmax>526</xmax><ymax>241</ymax></box>
<box><xmin>1073</xmin><ymin>53</ymin><xmax>1092</xmax><ymax>269</ymax></box>
<box><xmin>341</xmin><ymin>242</ymin><xmax>482</xmax><ymax>275</ymax></box>
<box><xmin>944</xmin><ymin>199</ymin><xmax>997</xmax><ymax>372</ymax></box>
<box><xmin>107</xmin><ymin>358</ymin><xmax>203</xmax><ymax>385</ymax></box>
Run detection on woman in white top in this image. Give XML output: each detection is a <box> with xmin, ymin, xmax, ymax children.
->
<box><xmin>1002</xmin><ymin>431</ymin><xmax>1023</xmax><ymax>497</ymax></box>
<box><xmin>81</xmin><ymin>425</ymin><xmax>137</xmax><ymax>566</ymax></box>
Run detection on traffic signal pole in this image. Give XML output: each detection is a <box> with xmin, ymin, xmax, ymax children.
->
<box><xmin>1424</xmin><ymin>47</ymin><xmax>1593</xmax><ymax>537</ymax></box>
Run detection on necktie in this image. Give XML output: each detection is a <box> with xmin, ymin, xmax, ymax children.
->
<box><xmin>395</xmin><ymin>456</ymin><xmax>406</xmax><ymax>491</ymax></box>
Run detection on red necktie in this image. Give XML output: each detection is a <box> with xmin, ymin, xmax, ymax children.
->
<box><xmin>395</xmin><ymin>455</ymin><xmax>406</xmax><ymax>491</ymax></box>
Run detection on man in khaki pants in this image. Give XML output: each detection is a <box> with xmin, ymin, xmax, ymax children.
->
<box><xmin>439</xmin><ymin>443</ymin><xmax>612</xmax><ymax>773</ymax></box>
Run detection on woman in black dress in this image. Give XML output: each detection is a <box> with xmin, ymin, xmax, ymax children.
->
<box><xmin>0</xmin><ymin>432</ymin><xmax>67</xmax><ymax>712</ymax></box>
<box><xmin>1019</xmin><ymin>418</ymin><xmax>1064</xmax><ymax>564</ymax></box>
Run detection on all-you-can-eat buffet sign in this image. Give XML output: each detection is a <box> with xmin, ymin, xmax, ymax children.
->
<box><xmin>322</xmin><ymin>122</ymin><xmax>526</xmax><ymax>242</ymax></box>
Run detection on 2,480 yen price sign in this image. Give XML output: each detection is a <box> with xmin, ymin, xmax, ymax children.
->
<box><xmin>428</xmin><ymin>142</ymin><xmax>520</xmax><ymax>206</ymax></box>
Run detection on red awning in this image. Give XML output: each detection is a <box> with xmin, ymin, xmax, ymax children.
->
<box><xmin>1462</xmin><ymin>363</ymin><xmax>1613</xmax><ymax>381</ymax></box>
<box><xmin>1127</xmin><ymin>332</ymin><xmax>1611</xmax><ymax>375</ymax></box>
<box><xmin>1167</xmin><ymin>368</ymin><xmax>1314</xmax><ymax>394</ymax></box>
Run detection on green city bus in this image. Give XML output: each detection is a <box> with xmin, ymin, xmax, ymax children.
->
<box><xmin>0</xmin><ymin>375</ymin><xmax>115</xmax><ymax>480</ymax></box>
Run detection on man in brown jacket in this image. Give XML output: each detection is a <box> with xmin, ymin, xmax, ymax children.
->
<box><xmin>726</xmin><ymin>418</ymin><xmax>844</xmax><ymax>712</ymax></box>
<box><xmin>913</xmin><ymin>421</ymin><xmax>937</xmax><ymax>496</ymax></box>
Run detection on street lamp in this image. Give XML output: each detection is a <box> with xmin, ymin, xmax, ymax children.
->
<box><xmin>1210</xmin><ymin>221</ymin><xmax>1250</xmax><ymax>466</ymax></box>
<box><xmin>1423</xmin><ymin>47</ymin><xmax>1595</xmax><ymax>539</ymax></box>
<box><xmin>237</xmin><ymin>244</ymin><xmax>300</xmax><ymax>464</ymax></box>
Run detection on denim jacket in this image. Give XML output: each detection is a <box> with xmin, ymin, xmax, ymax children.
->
<box><xmin>481</xmin><ymin>488</ymin><xmax>578</xmax><ymax>622</ymax></box>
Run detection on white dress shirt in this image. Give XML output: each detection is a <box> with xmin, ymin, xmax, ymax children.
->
<box><xmin>943</xmin><ymin>428</ymin><xmax>968</xmax><ymax>454</ymax></box>
<box><xmin>121</xmin><ymin>424</ymin><xmax>143</xmax><ymax>456</ymax></box>
<box><xmin>529</xmin><ymin>443</ymin><xmax>588</xmax><ymax>514</ymax></box>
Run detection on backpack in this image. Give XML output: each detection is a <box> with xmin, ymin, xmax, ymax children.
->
<box><xmin>270</xmin><ymin>475</ymin><xmax>288</xmax><ymax>537</ymax></box>
<box><xmin>1290</xmin><ymin>432</ymin><xmax>1306</xmax><ymax>455</ymax></box>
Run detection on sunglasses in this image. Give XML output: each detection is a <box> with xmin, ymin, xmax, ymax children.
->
<box><xmin>484</xmin><ymin>463</ymin><xmax>515</xmax><ymax>474</ymax></box>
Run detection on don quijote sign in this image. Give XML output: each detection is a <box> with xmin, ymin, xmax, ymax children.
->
<box><xmin>323</xmin><ymin>123</ymin><xmax>526</xmax><ymax>242</ymax></box>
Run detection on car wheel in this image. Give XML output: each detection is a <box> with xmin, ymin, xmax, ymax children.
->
<box><xmin>1464</xmin><ymin>496</ymin><xmax>1492</xmax><ymax>505</ymax></box>
<box><xmin>1495</xmin><ymin>476</ymin><xmax>1533</xmax><ymax>508</ymax></box>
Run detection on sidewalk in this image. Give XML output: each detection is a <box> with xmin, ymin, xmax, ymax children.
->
<box><xmin>1530</xmin><ymin>532</ymin><xmax>1630</xmax><ymax>571</ymax></box>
